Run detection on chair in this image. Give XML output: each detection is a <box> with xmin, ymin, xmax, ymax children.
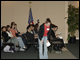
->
<box><xmin>48</xmin><ymin>35</ymin><xmax>62</xmax><ymax>53</ymax></box>
<box><xmin>24</xmin><ymin>35</ymin><xmax>38</xmax><ymax>53</ymax></box>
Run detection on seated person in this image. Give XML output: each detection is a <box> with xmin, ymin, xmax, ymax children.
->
<box><xmin>10</xmin><ymin>22</ymin><xmax>27</xmax><ymax>51</ymax></box>
<box><xmin>26</xmin><ymin>25</ymin><xmax>38</xmax><ymax>42</ymax></box>
<box><xmin>51</xmin><ymin>24</ymin><xmax>67</xmax><ymax>51</ymax></box>
<box><xmin>30</xmin><ymin>24</ymin><xmax>38</xmax><ymax>42</ymax></box>
<box><xmin>14</xmin><ymin>23</ymin><xmax>27</xmax><ymax>47</ymax></box>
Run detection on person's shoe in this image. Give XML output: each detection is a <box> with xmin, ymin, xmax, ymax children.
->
<box><xmin>19</xmin><ymin>49</ymin><xmax>25</xmax><ymax>51</ymax></box>
<box><xmin>61</xmin><ymin>48</ymin><xmax>65</xmax><ymax>51</ymax></box>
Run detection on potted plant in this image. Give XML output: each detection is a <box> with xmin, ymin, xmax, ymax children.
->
<box><xmin>65</xmin><ymin>4</ymin><xmax>79</xmax><ymax>43</ymax></box>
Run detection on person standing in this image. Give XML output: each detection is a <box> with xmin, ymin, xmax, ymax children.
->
<box><xmin>38</xmin><ymin>18</ymin><xmax>52</xmax><ymax>59</ymax></box>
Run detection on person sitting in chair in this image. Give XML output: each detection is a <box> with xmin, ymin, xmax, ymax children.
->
<box><xmin>51</xmin><ymin>24</ymin><xmax>67</xmax><ymax>51</ymax></box>
<box><xmin>26</xmin><ymin>25</ymin><xmax>38</xmax><ymax>49</ymax></box>
<box><xmin>26</xmin><ymin>25</ymin><xmax>38</xmax><ymax>42</ymax></box>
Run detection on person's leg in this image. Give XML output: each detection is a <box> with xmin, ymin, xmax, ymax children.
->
<box><xmin>12</xmin><ymin>37</ymin><xmax>19</xmax><ymax>51</ymax></box>
<box><xmin>7</xmin><ymin>38</ymin><xmax>19</xmax><ymax>51</ymax></box>
<box><xmin>16</xmin><ymin>37</ymin><xmax>25</xmax><ymax>50</ymax></box>
<box><xmin>43</xmin><ymin>36</ymin><xmax>48</xmax><ymax>59</ymax></box>
<box><xmin>18</xmin><ymin>34</ymin><xmax>27</xmax><ymax>47</ymax></box>
<box><xmin>59</xmin><ymin>39</ymin><xmax>65</xmax><ymax>48</ymax></box>
<box><xmin>38</xmin><ymin>38</ymin><xmax>44</xmax><ymax>59</ymax></box>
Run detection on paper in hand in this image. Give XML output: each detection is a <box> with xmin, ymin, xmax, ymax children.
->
<box><xmin>58</xmin><ymin>32</ymin><xmax>62</xmax><ymax>35</ymax></box>
<box><xmin>46</xmin><ymin>41</ymin><xmax>51</xmax><ymax>47</ymax></box>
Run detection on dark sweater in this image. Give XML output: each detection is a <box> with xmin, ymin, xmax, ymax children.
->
<box><xmin>51</xmin><ymin>30</ymin><xmax>56</xmax><ymax>38</ymax></box>
<box><xmin>38</xmin><ymin>23</ymin><xmax>52</xmax><ymax>40</ymax></box>
<box><xmin>2</xmin><ymin>31</ymin><xmax>11</xmax><ymax>42</ymax></box>
<box><xmin>26</xmin><ymin>31</ymin><xmax>35</xmax><ymax>42</ymax></box>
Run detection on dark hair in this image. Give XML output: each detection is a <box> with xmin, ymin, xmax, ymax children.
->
<box><xmin>11</xmin><ymin>22</ymin><xmax>15</xmax><ymax>28</ymax></box>
<box><xmin>15</xmin><ymin>24</ymin><xmax>17</xmax><ymax>25</ymax></box>
<box><xmin>27</xmin><ymin>25</ymin><xmax>31</xmax><ymax>30</ymax></box>
<box><xmin>1</xmin><ymin>26</ymin><xmax>6</xmax><ymax>31</ymax></box>
<box><xmin>51</xmin><ymin>24</ymin><xmax>56</xmax><ymax>28</ymax></box>
<box><xmin>6</xmin><ymin>25</ymin><xmax>10</xmax><ymax>32</ymax></box>
<box><xmin>31</xmin><ymin>24</ymin><xmax>35</xmax><ymax>27</ymax></box>
<box><xmin>54</xmin><ymin>26</ymin><xmax>58</xmax><ymax>29</ymax></box>
<box><xmin>45</xmin><ymin>18</ymin><xmax>51</xmax><ymax>24</ymax></box>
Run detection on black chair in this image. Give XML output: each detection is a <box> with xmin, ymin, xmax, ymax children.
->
<box><xmin>24</xmin><ymin>35</ymin><xmax>38</xmax><ymax>53</ymax></box>
<box><xmin>48</xmin><ymin>35</ymin><xmax>62</xmax><ymax>53</ymax></box>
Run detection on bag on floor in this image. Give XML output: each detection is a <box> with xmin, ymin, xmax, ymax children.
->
<box><xmin>3</xmin><ymin>45</ymin><xmax>14</xmax><ymax>53</ymax></box>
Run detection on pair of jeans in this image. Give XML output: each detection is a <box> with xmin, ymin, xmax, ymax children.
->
<box><xmin>7</xmin><ymin>37</ymin><xmax>19</xmax><ymax>51</ymax></box>
<box><xmin>38</xmin><ymin>36</ymin><xmax>48</xmax><ymax>59</ymax></box>
<box><xmin>18</xmin><ymin>33</ymin><xmax>27</xmax><ymax>47</ymax></box>
<box><xmin>16</xmin><ymin>37</ymin><xmax>25</xmax><ymax>50</ymax></box>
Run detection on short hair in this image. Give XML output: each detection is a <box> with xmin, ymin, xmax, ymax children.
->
<box><xmin>27</xmin><ymin>25</ymin><xmax>31</xmax><ymax>30</ymax></box>
<box><xmin>45</xmin><ymin>18</ymin><xmax>51</xmax><ymax>24</ymax></box>
<box><xmin>1</xmin><ymin>26</ymin><xmax>6</xmax><ymax>31</ymax></box>
<box><xmin>31</xmin><ymin>24</ymin><xmax>35</xmax><ymax>27</ymax></box>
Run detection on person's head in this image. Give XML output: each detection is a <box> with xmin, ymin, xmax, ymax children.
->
<box><xmin>30</xmin><ymin>24</ymin><xmax>35</xmax><ymax>30</ymax></box>
<box><xmin>45</xmin><ymin>18</ymin><xmax>51</xmax><ymax>27</ymax></box>
<box><xmin>1</xmin><ymin>26</ymin><xmax>6</xmax><ymax>32</ymax></box>
<box><xmin>11</xmin><ymin>22</ymin><xmax>15</xmax><ymax>29</ymax></box>
<box><xmin>35</xmin><ymin>24</ymin><xmax>38</xmax><ymax>29</ymax></box>
<box><xmin>14</xmin><ymin>24</ymin><xmax>17</xmax><ymax>29</ymax></box>
<box><xmin>51</xmin><ymin>24</ymin><xmax>56</xmax><ymax>30</ymax></box>
<box><xmin>6</xmin><ymin>25</ymin><xmax>11</xmax><ymax>32</ymax></box>
<box><xmin>52</xmin><ymin>26</ymin><xmax>58</xmax><ymax>32</ymax></box>
<box><xmin>27</xmin><ymin>25</ymin><xmax>31</xmax><ymax>31</ymax></box>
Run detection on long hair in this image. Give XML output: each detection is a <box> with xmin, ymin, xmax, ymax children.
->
<box><xmin>45</xmin><ymin>18</ymin><xmax>51</xmax><ymax>24</ymax></box>
<box><xmin>11</xmin><ymin>22</ymin><xmax>15</xmax><ymax>29</ymax></box>
<box><xmin>6</xmin><ymin>25</ymin><xmax>11</xmax><ymax>33</ymax></box>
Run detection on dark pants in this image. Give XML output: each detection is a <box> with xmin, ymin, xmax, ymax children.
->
<box><xmin>27</xmin><ymin>38</ymin><xmax>38</xmax><ymax>49</ymax></box>
<box><xmin>53</xmin><ymin>39</ymin><xmax>65</xmax><ymax>48</ymax></box>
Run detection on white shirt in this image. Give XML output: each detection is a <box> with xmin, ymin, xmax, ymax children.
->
<box><xmin>6</xmin><ymin>31</ymin><xmax>13</xmax><ymax>37</ymax></box>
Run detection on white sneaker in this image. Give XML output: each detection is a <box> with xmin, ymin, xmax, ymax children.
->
<box><xmin>20</xmin><ymin>49</ymin><xmax>25</xmax><ymax>51</ymax></box>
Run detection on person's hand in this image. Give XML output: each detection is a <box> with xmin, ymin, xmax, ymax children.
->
<box><xmin>19</xmin><ymin>33</ymin><xmax>22</xmax><ymax>35</ymax></box>
<box><xmin>11</xmin><ymin>37</ymin><xmax>14</xmax><ymax>39</ymax></box>
<box><xmin>41</xmin><ymin>40</ymin><xmax>43</xmax><ymax>44</ymax></box>
<box><xmin>34</xmin><ymin>36</ymin><xmax>37</xmax><ymax>39</ymax></box>
<box><xmin>15</xmin><ymin>36</ymin><xmax>17</xmax><ymax>38</ymax></box>
<box><xmin>46</xmin><ymin>40</ymin><xmax>49</xmax><ymax>43</ymax></box>
<box><xmin>55</xmin><ymin>34</ymin><xmax>58</xmax><ymax>36</ymax></box>
<box><xmin>21</xmin><ymin>32</ymin><xmax>24</xmax><ymax>34</ymax></box>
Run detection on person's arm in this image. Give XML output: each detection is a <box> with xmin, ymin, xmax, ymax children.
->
<box><xmin>2</xmin><ymin>32</ymin><xmax>11</xmax><ymax>41</ymax></box>
<box><xmin>38</xmin><ymin>24</ymin><xmax>44</xmax><ymax>44</ymax></box>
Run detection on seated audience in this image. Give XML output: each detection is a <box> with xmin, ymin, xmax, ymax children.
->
<box><xmin>6</xmin><ymin>25</ymin><xmax>20</xmax><ymax>51</ymax></box>
<box><xmin>10</xmin><ymin>22</ymin><xmax>27</xmax><ymax>51</ymax></box>
<box><xmin>51</xmin><ymin>24</ymin><xmax>67</xmax><ymax>51</ymax></box>
<box><xmin>1</xmin><ymin>26</ymin><xmax>20</xmax><ymax>51</ymax></box>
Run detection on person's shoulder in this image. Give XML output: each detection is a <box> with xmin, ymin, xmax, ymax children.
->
<box><xmin>40</xmin><ymin>23</ymin><xmax>44</xmax><ymax>27</ymax></box>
